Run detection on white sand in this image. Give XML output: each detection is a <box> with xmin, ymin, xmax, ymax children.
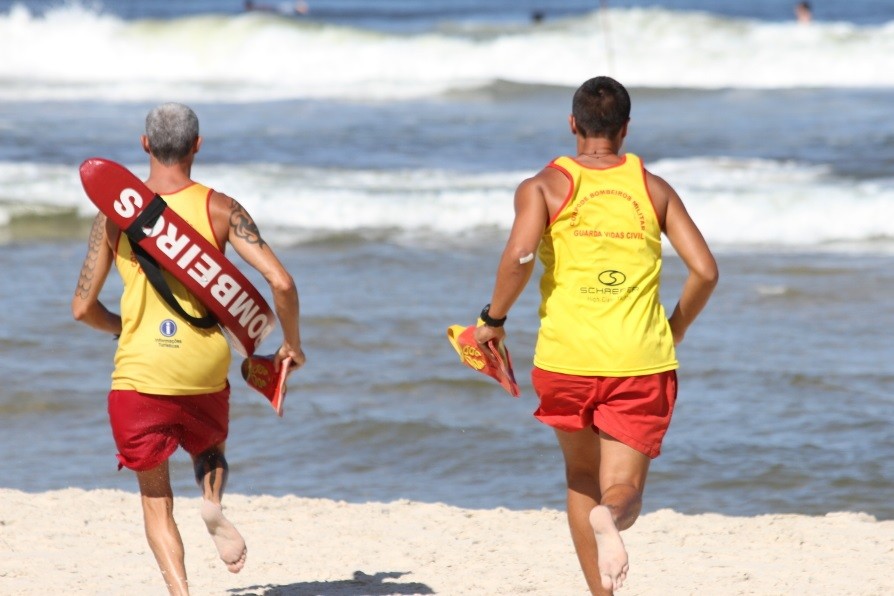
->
<box><xmin>1</xmin><ymin>488</ymin><xmax>891</xmax><ymax>595</ymax></box>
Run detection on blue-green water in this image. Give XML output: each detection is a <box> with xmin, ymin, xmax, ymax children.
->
<box><xmin>1</xmin><ymin>0</ymin><xmax>893</xmax><ymax>520</ymax></box>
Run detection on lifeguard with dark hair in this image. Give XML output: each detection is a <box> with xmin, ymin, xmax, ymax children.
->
<box><xmin>474</xmin><ymin>76</ymin><xmax>718</xmax><ymax>594</ymax></box>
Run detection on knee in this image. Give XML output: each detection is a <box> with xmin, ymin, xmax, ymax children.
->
<box><xmin>564</xmin><ymin>463</ymin><xmax>600</xmax><ymax>495</ymax></box>
<box><xmin>140</xmin><ymin>495</ymin><xmax>176</xmax><ymax>531</ymax></box>
<box><xmin>193</xmin><ymin>447</ymin><xmax>228</xmax><ymax>486</ymax></box>
<box><xmin>600</xmin><ymin>483</ymin><xmax>644</xmax><ymax>530</ymax></box>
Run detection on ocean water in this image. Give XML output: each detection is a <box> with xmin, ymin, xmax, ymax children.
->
<box><xmin>1</xmin><ymin>0</ymin><xmax>893</xmax><ymax>521</ymax></box>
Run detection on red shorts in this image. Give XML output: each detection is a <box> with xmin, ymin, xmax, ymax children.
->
<box><xmin>108</xmin><ymin>387</ymin><xmax>230</xmax><ymax>471</ymax></box>
<box><xmin>531</xmin><ymin>367</ymin><xmax>677</xmax><ymax>459</ymax></box>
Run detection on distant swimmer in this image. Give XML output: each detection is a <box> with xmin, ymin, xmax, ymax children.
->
<box><xmin>244</xmin><ymin>0</ymin><xmax>309</xmax><ymax>15</ymax></box>
<box><xmin>795</xmin><ymin>1</ymin><xmax>812</xmax><ymax>24</ymax></box>
<box><xmin>244</xmin><ymin>0</ymin><xmax>277</xmax><ymax>12</ymax></box>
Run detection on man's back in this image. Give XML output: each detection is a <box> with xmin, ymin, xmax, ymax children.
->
<box><xmin>112</xmin><ymin>182</ymin><xmax>231</xmax><ymax>394</ymax></box>
<box><xmin>473</xmin><ymin>76</ymin><xmax>717</xmax><ymax>594</ymax></box>
<box><xmin>533</xmin><ymin>154</ymin><xmax>677</xmax><ymax>376</ymax></box>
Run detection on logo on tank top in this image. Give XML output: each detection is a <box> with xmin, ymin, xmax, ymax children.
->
<box><xmin>597</xmin><ymin>270</ymin><xmax>627</xmax><ymax>286</ymax></box>
<box><xmin>580</xmin><ymin>270</ymin><xmax>639</xmax><ymax>302</ymax></box>
<box><xmin>159</xmin><ymin>319</ymin><xmax>178</xmax><ymax>337</ymax></box>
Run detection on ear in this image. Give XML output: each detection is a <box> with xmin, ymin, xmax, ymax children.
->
<box><xmin>140</xmin><ymin>135</ymin><xmax>151</xmax><ymax>154</ymax></box>
<box><xmin>568</xmin><ymin>115</ymin><xmax>578</xmax><ymax>135</ymax></box>
<box><xmin>620</xmin><ymin>119</ymin><xmax>629</xmax><ymax>139</ymax></box>
<box><xmin>194</xmin><ymin>136</ymin><xmax>203</xmax><ymax>154</ymax></box>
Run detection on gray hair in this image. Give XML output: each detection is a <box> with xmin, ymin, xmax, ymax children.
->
<box><xmin>144</xmin><ymin>103</ymin><xmax>199</xmax><ymax>165</ymax></box>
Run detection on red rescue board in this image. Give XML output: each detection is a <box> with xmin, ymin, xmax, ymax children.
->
<box><xmin>79</xmin><ymin>157</ymin><xmax>275</xmax><ymax>357</ymax></box>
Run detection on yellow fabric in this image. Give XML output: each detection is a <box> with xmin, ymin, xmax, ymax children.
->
<box><xmin>533</xmin><ymin>154</ymin><xmax>677</xmax><ymax>376</ymax></box>
<box><xmin>112</xmin><ymin>183</ymin><xmax>230</xmax><ymax>394</ymax></box>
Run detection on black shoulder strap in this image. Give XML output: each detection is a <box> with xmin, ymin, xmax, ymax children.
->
<box><xmin>124</xmin><ymin>194</ymin><xmax>217</xmax><ymax>329</ymax></box>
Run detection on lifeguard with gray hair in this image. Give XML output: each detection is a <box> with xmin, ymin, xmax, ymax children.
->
<box><xmin>72</xmin><ymin>102</ymin><xmax>305</xmax><ymax>595</ymax></box>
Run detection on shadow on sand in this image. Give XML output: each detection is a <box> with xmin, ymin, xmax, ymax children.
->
<box><xmin>229</xmin><ymin>570</ymin><xmax>435</xmax><ymax>595</ymax></box>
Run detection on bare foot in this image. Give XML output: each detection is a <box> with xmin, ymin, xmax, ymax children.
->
<box><xmin>589</xmin><ymin>505</ymin><xmax>629</xmax><ymax>592</ymax></box>
<box><xmin>200</xmin><ymin>500</ymin><xmax>247</xmax><ymax>573</ymax></box>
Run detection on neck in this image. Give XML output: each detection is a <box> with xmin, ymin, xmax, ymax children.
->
<box><xmin>145</xmin><ymin>158</ymin><xmax>194</xmax><ymax>194</ymax></box>
<box><xmin>577</xmin><ymin>137</ymin><xmax>619</xmax><ymax>158</ymax></box>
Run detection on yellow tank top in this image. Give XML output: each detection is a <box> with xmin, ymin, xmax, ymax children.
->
<box><xmin>111</xmin><ymin>183</ymin><xmax>231</xmax><ymax>394</ymax></box>
<box><xmin>533</xmin><ymin>154</ymin><xmax>677</xmax><ymax>376</ymax></box>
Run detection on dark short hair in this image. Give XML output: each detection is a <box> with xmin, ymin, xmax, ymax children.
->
<box><xmin>145</xmin><ymin>103</ymin><xmax>199</xmax><ymax>165</ymax></box>
<box><xmin>571</xmin><ymin>76</ymin><xmax>631</xmax><ymax>138</ymax></box>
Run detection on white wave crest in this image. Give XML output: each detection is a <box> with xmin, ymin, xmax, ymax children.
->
<box><xmin>1</xmin><ymin>3</ymin><xmax>892</xmax><ymax>101</ymax></box>
<box><xmin>3</xmin><ymin>158</ymin><xmax>894</xmax><ymax>249</ymax></box>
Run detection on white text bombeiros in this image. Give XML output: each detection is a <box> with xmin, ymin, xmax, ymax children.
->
<box><xmin>114</xmin><ymin>188</ymin><xmax>271</xmax><ymax>346</ymax></box>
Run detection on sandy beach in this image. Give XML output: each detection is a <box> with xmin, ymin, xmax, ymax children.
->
<box><xmin>0</xmin><ymin>489</ymin><xmax>891</xmax><ymax>595</ymax></box>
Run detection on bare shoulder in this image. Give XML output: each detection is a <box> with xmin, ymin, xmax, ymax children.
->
<box><xmin>518</xmin><ymin>164</ymin><xmax>570</xmax><ymax>219</ymax></box>
<box><xmin>644</xmin><ymin>168</ymin><xmax>678</xmax><ymax>229</ymax></box>
<box><xmin>644</xmin><ymin>168</ymin><xmax>675</xmax><ymax>202</ymax></box>
<box><xmin>533</xmin><ymin>163</ymin><xmax>569</xmax><ymax>190</ymax></box>
<box><xmin>209</xmin><ymin>190</ymin><xmax>267</xmax><ymax>249</ymax></box>
<box><xmin>206</xmin><ymin>190</ymin><xmax>231</xmax><ymax>247</ymax></box>
<box><xmin>205</xmin><ymin>190</ymin><xmax>257</xmax><ymax>249</ymax></box>
<box><xmin>208</xmin><ymin>189</ymin><xmax>236</xmax><ymax>218</ymax></box>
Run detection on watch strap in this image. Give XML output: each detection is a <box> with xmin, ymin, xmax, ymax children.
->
<box><xmin>480</xmin><ymin>304</ymin><xmax>507</xmax><ymax>328</ymax></box>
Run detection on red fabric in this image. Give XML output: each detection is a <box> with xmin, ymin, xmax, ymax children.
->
<box><xmin>107</xmin><ymin>387</ymin><xmax>229</xmax><ymax>471</ymax></box>
<box><xmin>531</xmin><ymin>367</ymin><xmax>677</xmax><ymax>458</ymax></box>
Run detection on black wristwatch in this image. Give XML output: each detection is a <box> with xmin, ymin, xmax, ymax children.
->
<box><xmin>480</xmin><ymin>304</ymin><xmax>507</xmax><ymax>328</ymax></box>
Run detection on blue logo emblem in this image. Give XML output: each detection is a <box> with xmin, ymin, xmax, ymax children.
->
<box><xmin>160</xmin><ymin>319</ymin><xmax>178</xmax><ymax>337</ymax></box>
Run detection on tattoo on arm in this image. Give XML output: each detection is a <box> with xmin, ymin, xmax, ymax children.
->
<box><xmin>75</xmin><ymin>214</ymin><xmax>107</xmax><ymax>299</ymax></box>
<box><xmin>229</xmin><ymin>198</ymin><xmax>267</xmax><ymax>248</ymax></box>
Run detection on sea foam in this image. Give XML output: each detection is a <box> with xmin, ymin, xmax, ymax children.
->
<box><xmin>0</xmin><ymin>4</ymin><xmax>892</xmax><ymax>101</ymax></box>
